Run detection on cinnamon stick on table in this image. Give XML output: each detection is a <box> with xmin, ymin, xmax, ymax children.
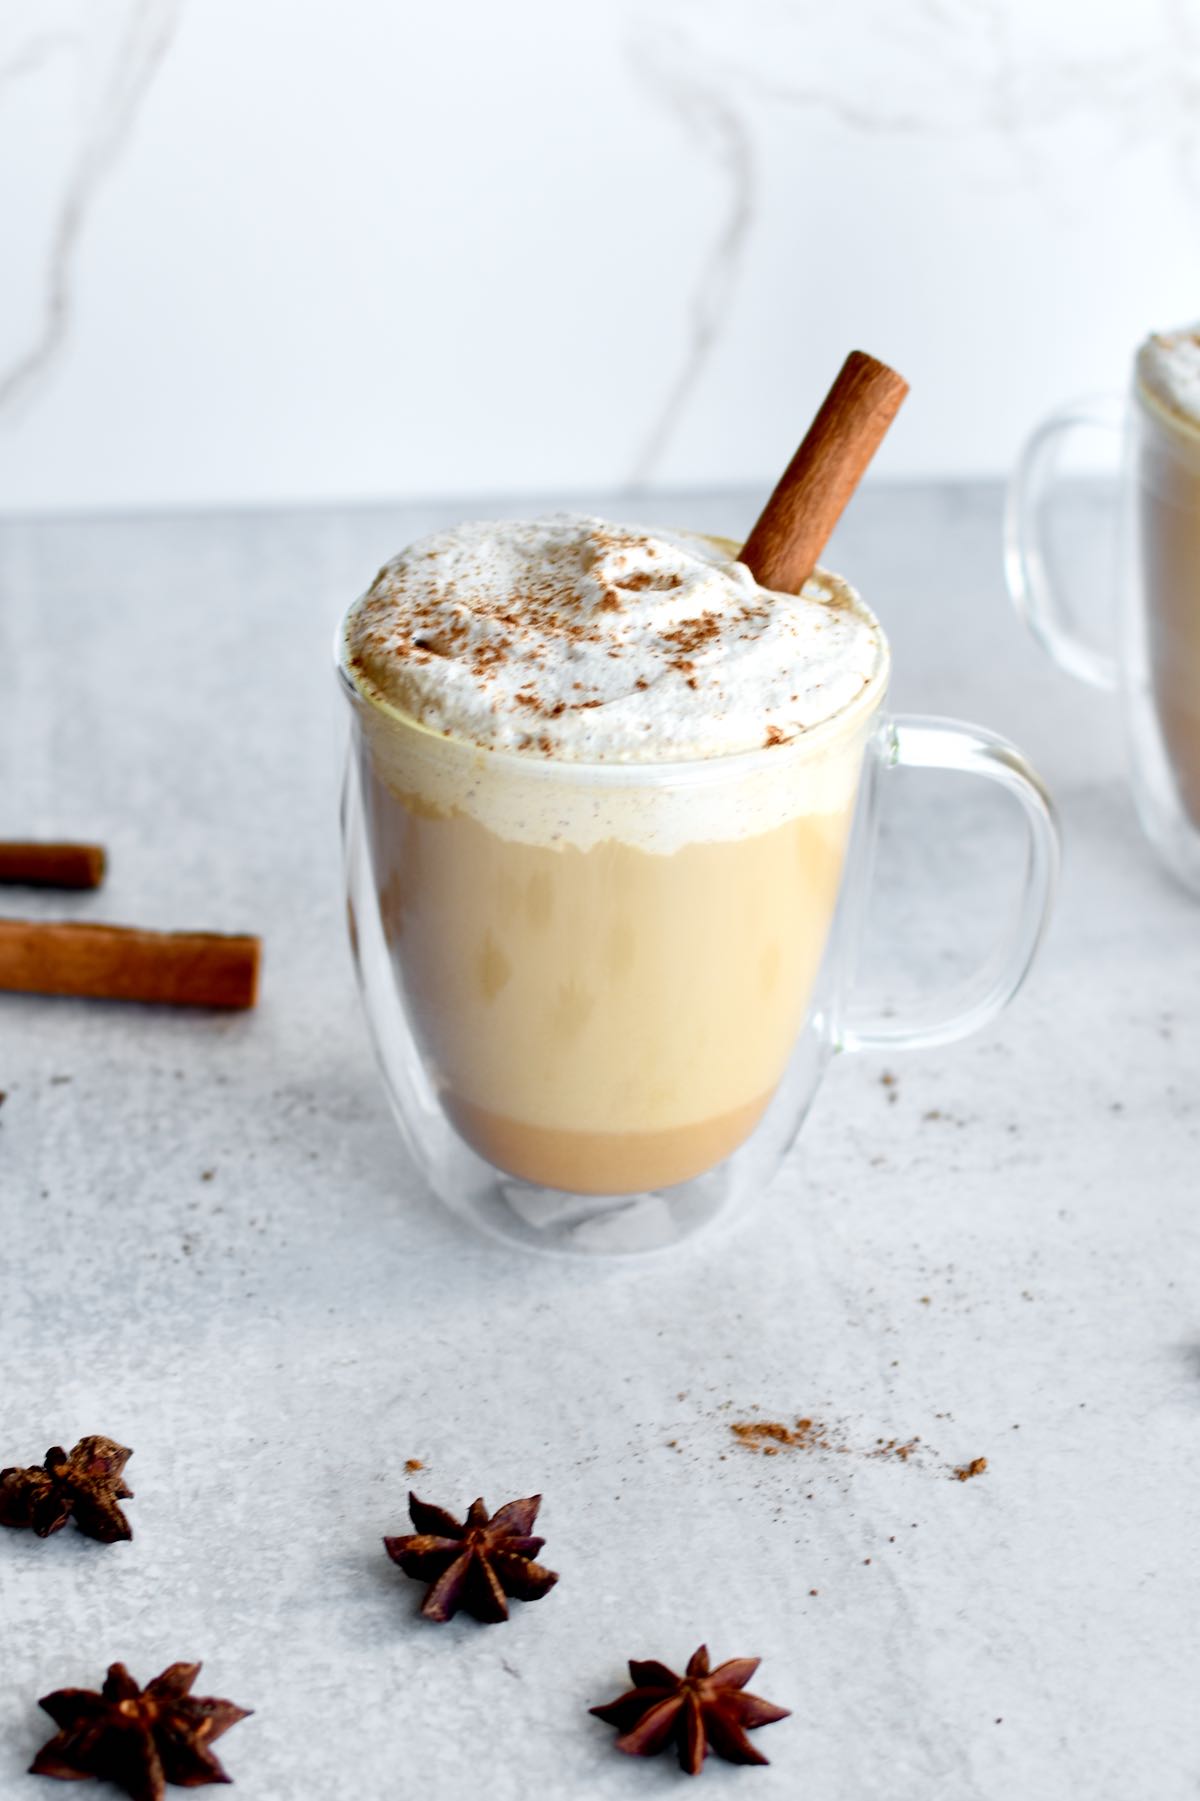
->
<box><xmin>0</xmin><ymin>842</ymin><xmax>107</xmax><ymax>889</ymax></box>
<box><xmin>740</xmin><ymin>350</ymin><xmax>909</xmax><ymax>595</ymax></box>
<box><xmin>0</xmin><ymin>920</ymin><xmax>260</xmax><ymax>1009</ymax></box>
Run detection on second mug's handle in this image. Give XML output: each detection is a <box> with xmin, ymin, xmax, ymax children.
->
<box><xmin>1003</xmin><ymin>394</ymin><xmax>1124</xmax><ymax>691</ymax></box>
<box><xmin>840</xmin><ymin>716</ymin><xmax>1059</xmax><ymax>1053</ymax></box>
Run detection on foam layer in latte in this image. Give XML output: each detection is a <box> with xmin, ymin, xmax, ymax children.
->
<box><xmin>343</xmin><ymin>515</ymin><xmax>885</xmax><ymax>762</ymax></box>
<box><xmin>1137</xmin><ymin>325</ymin><xmax>1200</xmax><ymax>432</ymax></box>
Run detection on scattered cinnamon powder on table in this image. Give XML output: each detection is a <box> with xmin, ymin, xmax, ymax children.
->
<box><xmin>872</xmin><ymin>1436</ymin><xmax>922</xmax><ymax>1463</ymax></box>
<box><xmin>732</xmin><ymin>1419</ymin><xmax>843</xmax><ymax>1456</ymax></box>
<box><xmin>730</xmin><ymin>1418</ymin><xmax>919</xmax><ymax>1464</ymax></box>
<box><xmin>729</xmin><ymin>1416</ymin><xmax>986</xmax><ymax>1483</ymax></box>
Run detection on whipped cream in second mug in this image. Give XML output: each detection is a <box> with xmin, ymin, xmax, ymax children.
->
<box><xmin>342</xmin><ymin>515</ymin><xmax>888</xmax><ymax>1194</ymax></box>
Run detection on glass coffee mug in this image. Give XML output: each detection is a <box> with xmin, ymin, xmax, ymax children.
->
<box><xmin>338</xmin><ymin>568</ymin><xmax>1058</xmax><ymax>1256</ymax></box>
<box><xmin>1006</xmin><ymin>374</ymin><xmax>1200</xmax><ymax>893</ymax></box>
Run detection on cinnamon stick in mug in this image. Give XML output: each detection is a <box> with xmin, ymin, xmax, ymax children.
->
<box><xmin>0</xmin><ymin>842</ymin><xmax>107</xmax><ymax>889</ymax></box>
<box><xmin>740</xmin><ymin>350</ymin><xmax>909</xmax><ymax>594</ymax></box>
<box><xmin>0</xmin><ymin>920</ymin><xmax>261</xmax><ymax>1009</ymax></box>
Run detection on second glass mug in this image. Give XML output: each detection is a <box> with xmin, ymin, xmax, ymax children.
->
<box><xmin>1006</xmin><ymin>368</ymin><xmax>1200</xmax><ymax>894</ymax></box>
<box><xmin>338</xmin><ymin>547</ymin><xmax>1058</xmax><ymax>1256</ymax></box>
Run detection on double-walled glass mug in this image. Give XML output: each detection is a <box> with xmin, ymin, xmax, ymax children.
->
<box><xmin>337</xmin><ymin>548</ymin><xmax>1058</xmax><ymax>1256</ymax></box>
<box><xmin>1006</xmin><ymin>368</ymin><xmax>1200</xmax><ymax>893</ymax></box>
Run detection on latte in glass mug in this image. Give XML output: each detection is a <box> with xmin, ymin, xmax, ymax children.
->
<box><xmin>343</xmin><ymin>516</ymin><xmax>885</xmax><ymax>1193</ymax></box>
<box><xmin>1136</xmin><ymin>328</ymin><xmax>1200</xmax><ymax>828</ymax></box>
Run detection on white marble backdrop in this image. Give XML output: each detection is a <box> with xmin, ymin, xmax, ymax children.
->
<box><xmin>2</xmin><ymin>0</ymin><xmax>1199</xmax><ymax>511</ymax></box>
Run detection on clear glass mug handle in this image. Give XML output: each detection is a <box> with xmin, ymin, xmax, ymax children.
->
<box><xmin>841</xmin><ymin>716</ymin><xmax>1059</xmax><ymax>1053</ymax></box>
<box><xmin>1003</xmin><ymin>394</ymin><xmax>1124</xmax><ymax>691</ymax></box>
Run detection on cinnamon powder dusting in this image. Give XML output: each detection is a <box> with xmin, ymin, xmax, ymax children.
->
<box><xmin>344</xmin><ymin>514</ymin><xmax>884</xmax><ymax>760</ymax></box>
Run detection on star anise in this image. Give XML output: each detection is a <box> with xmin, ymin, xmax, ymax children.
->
<box><xmin>590</xmin><ymin>1645</ymin><xmax>790</xmax><ymax>1775</ymax></box>
<box><xmin>30</xmin><ymin>1661</ymin><xmax>250</xmax><ymax>1801</ymax></box>
<box><xmin>0</xmin><ymin>1436</ymin><xmax>134</xmax><ymax>1542</ymax></box>
<box><xmin>383</xmin><ymin>1491</ymin><xmax>559</xmax><ymax>1623</ymax></box>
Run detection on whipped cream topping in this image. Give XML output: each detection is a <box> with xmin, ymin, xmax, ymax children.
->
<box><xmin>343</xmin><ymin>515</ymin><xmax>885</xmax><ymax>763</ymax></box>
<box><xmin>1137</xmin><ymin>325</ymin><xmax>1200</xmax><ymax>428</ymax></box>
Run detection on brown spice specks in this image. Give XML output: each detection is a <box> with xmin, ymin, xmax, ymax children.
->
<box><xmin>729</xmin><ymin>1415</ymin><xmax>987</xmax><ymax>1484</ymax></box>
<box><xmin>730</xmin><ymin>1418</ymin><xmax>920</xmax><ymax>1465</ymax></box>
<box><xmin>660</xmin><ymin>610</ymin><xmax>721</xmax><ymax>656</ymax></box>
<box><xmin>618</xmin><ymin>567</ymin><xmax>684</xmax><ymax>592</ymax></box>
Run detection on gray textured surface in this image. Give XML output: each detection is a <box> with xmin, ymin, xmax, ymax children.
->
<box><xmin>0</xmin><ymin>484</ymin><xmax>1196</xmax><ymax>1799</ymax></box>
